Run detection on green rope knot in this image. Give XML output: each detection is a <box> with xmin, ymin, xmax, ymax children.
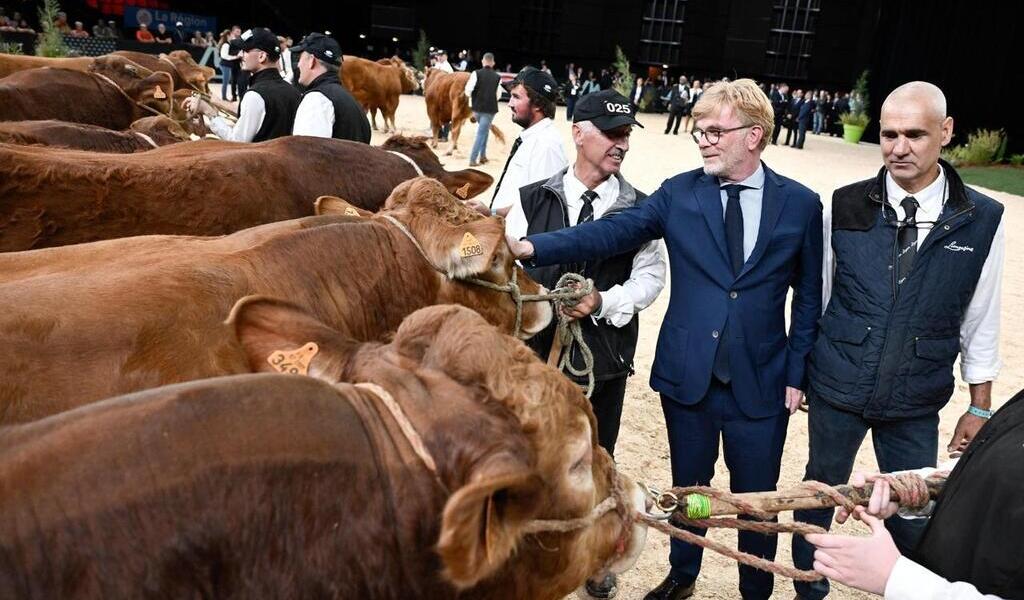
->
<box><xmin>686</xmin><ymin>493</ymin><xmax>712</xmax><ymax>520</ymax></box>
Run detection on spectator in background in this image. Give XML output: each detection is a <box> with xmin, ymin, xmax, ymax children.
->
<box><xmin>783</xmin><ymin>88</ymin><xmax>803</xmax><ymax>146</ymax></box>
<box><xmin>680</xmin><ymin>79</ymin><xmax>702</xmax><ymax>134</ymax></box>
<box><xmin>218</xmin><ymin>29</ymin><xmax>240</xmax><ymax>102</ymax></box>
<box><xmin>53</xmin><ymin>11</ymin><xmax>70</xmax><ymax>33</ymax></box>
<box><xmin>599</xmin><ymin>68</ymin><xmax>613</xmax><ymax>90</ymax></box>
<box><xmin>277</xmin><ymin>36</ymin><xmax>293</xmax><ymax>84</ymax></box>
<box><xmin>136</xmin><ymin>23</ymin><xmax>155</xmax><ymax>43</ymax></box>
<box><xmin>465</xmin><ymin>51</ymin><xmax>502</xmax><ymax>166</ymax></box>
<box><xmin>564</xmin><ymin>70</ymin><xmax>581</xmax><ymax>121</ymax></box>
<box><xmin>69</xmin><ymin>21</ymin><xmax>89</xmax><ymax>38</ymax></box>
<box><xmin>108</xmin><ymin>20</ymin><xmax>120</xmax><ymax>38</ymax></box>
<box><xmin>91</xmin><ymin>18</ymin><xmax>107</xmax><ymax>38</ymax></box>
<box><xmin>539</xmin><ymin>60</ymin><xmax>552</xmax><ymax>75</ymax></box>
<box><xmin>664</xmin><ymin>75</ymin><xmax>690</xmax><ymax>135</ymax></box>
<box><xmin>172</xmin><ymin>21</ymin><xmax>187</xmax><ymax>44</ymax></box>
<box><xmin>581</xmin><ymin>70</ymin><xmax>600</xmax><ymax>96</ymax></box>
<box><xmin>770</xmin><ymin>82</ymin><xmax>789</xmax><ymax>145</ymax></box>
<box><xmin>792</xmin><ymin>89</ymin><xmax>813</xmax><ymax>149</ymax></box>
<box><xmin>813</xmin><ymin>91</ymin><xmax>828</xmax><ymax>135</ymax></box>
<box><xmin>190</xmin><ymin>31</ymin><xmax>206</xmax><ymax>47</ymax></box>
<box><xmin>154</xmin><ymin>23</ymin><xmax>174</xmax><ymax>44</ymax></box>
<box><xmin>454</xmin><ymin>50</ymin><xmax>469</xmax><ymax>71</ymax></box>
<box><xmin>205</xmin><ymin>31</ymin><xmax>215</xmax><ymax>47</ymax></box>
<box><xmin>629</xmin><ymin>76</ymin><xmax>645</xmax><ymax>111</ymax></box>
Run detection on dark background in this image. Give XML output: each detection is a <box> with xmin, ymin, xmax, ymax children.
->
<box><xmin>8</xmin><ymin>0</ymin><xmax>1022</xmax><ymax>148</ymax></box>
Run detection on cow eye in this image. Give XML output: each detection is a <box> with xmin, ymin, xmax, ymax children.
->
<box><xmin>570</xmin><ymin>452</ymin><xmax>592</xmax><ymax>473</ymax></box>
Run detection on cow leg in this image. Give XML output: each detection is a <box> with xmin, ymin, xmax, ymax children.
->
<box><xmin>445</xmin><ymin>119</ymin><xmax>464</xmax><ymax>157</ymax></box>
<box><xmin>369</xmin><ymin>109</ymin><xmax>380</xmax><ymax>131</ymax></box>
<box><xmin>429</xmin><ymin>121</ymin><xmax>440</xmax><ymax>148</ymax></box>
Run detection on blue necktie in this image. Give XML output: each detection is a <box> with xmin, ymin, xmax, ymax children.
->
<box><xmin>713</xmin><ymin>184</ymin><xmax>748</xmax><ymax>383</ymax></box>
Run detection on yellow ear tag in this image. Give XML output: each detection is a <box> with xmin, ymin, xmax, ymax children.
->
<box><xmin>344</xmin><ymin>207</ymin><xmax>360</xmax><ymax>216</ymax></box>
<box><xmin>455</xmin><ymin>182</ymin><xmax>470</xmax><ymax>199</ymax></box>
<box><xmin>267</xmin><ymin>342</ymin><xmax>319</xmax><ymax>375</ymax></box>
<box><xmin>459</xmin><ymin>232</ymin><xmax>484</xmax><ymax>259</ymax></box>
<box><xmin>153</xmin><ymin>86</ymin><xmax>167</xmax><ymax>99</ymax></box>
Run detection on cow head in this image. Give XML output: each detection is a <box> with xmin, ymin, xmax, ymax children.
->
<box><xmin>129</xmin><ymin>116</ymin><xmax>190</xmax><ymax>145</ymax></box>
<box><xmin>122</xmin><ymin>71</ymin><xmax>175</xmax><ymax>117</ymax></box>
<box><xmin>380</xmin><ymin>135</ymin><xmax>494</xmax><ymax>199</ymax></box>
<box><xmin>227</xmin><ymin>299</ymin><xmax>647</xmax><ymax>598</ymax></box>
<box><xmin>164</xmin><ymin>51</ymin><xmax>213</xmax><ymax>93</ymax></box>
<box><xmin>90</xmin><ymin>54</ymin><xmax>155</xmax><ymax>88</ymax></box>
<box><xmin>382</xmin><ymin>56</ymin><xmax>420</xmax><ymax>93</ymax></box>
<box><xmin>380</xmin><ymin>177</ymin><xmax>551</xmax><ymax>338</ymax></box>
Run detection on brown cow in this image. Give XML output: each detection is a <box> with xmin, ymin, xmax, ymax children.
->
<box><xmin>0</xmin><ymin>67</ymin><xmax>173</xmax><ymax>129</ymax></box>
<box><xmin>0</xmin><ymin>116</ymin><xmax>190</xmax><ymax>152</ymax></box>
<box><xmin>0</xmin><ymin>304</ymin><xmax>646</xmax><ymax>598</ymax></box>
<box><xmin>111</xmin><ymin>49</ymin><xmax>214</xmax><ymax>93</ymax></box>
<box><xmin>424</xmin><ymin>67</ymin><xmax>506</xmax><ymax>156</ymax></box>
<box><xmin>341</xmin><ymin>54</ymin><xmax>419</xmax><ymax>133</ymax></box>
<box><xmin>0</xmin><ymin>52</ymin><xmax>93</xmax><ymax>79</ymax></box>
<box><xmin>0</xmin><ymin>136</ymin><xmax>492</xmax><ymax>251</ymax></box>
<box><xmin>0</xmin><ymin>177</ymin><xmax>552</xmax><ymax>422</ymax></box>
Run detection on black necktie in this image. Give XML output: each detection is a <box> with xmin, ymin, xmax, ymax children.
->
<box><xmin>577</xmin><ymin>190</ymin><xmax>597</xmax><ymax>225</ymax></box>
<box><xmin>896</xmin><ymin>196</ymin><xmax>919</xmax><ymax>291</ymax></box>
<box><xmin>723</xmin><ymin>184</ymin><xmax>747</xmax><ymax>276</ymax></box>
<box><xmin>489</xmin><ymin>137</ymin><xmax>523</xmax><ymax>207</ymax></box>
<box><xmin>713</xmin><ymin>184</ymin><xmax>748</xmax><ymax>384</ymax></box>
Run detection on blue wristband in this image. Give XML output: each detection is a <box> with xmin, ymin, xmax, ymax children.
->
<box><xmin>968</xmin><ymin>405</ymin><xmax>993</xmax><ymax>419</ymax></box>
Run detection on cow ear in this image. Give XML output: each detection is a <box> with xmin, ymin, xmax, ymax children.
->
<box><xmin>437</xmin><ymin>464</ymin><xmax>544</xmax><ymax>588</ymax></box>
<box><xmin>138</xmin><ymin>72</ymin><xmax>174</xmax><ymax>108</ymax></box>
<box><xmin>314</xmin><ymin>195</ymin><xmax>372</xmax><ymax>218</ymax></box>
<box><xmin>224</xmin><ymin>295</ymin><xmax>357</xmax><ymax>381</ymax></box>
<box><xmin>441</xmin><ymin>168</ymin><xmax>494</xmax><ymax>200</ymax></box>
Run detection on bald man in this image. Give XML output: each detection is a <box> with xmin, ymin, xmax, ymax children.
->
<box><xmin>791</xmin><ymin>81</ymin><xmax>1005</xmax><ymax>600</ymax></box>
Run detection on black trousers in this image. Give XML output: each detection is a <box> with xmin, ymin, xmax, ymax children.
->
<box><xmin>588</xmin><ymin>376</ymin><xmax>629</xmax><ymax>457</ymax></box>
<box><xmin>665</xmin><ymin>108</ymin><xmax>684</xmax><ymax>134</ymax></box>
<box><xmin>771</xmin><ymin>117</ymin><xmax>784</xmax><ymax>144</ymax></box>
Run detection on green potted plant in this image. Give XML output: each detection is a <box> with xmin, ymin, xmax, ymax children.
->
<box><xmin>841</xmin><ymin>69</ymin><xmax>870</xmax><ymax>144</ymax></box>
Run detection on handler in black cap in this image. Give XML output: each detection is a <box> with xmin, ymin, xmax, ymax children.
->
<box><xmin>507</xmin><ymin>89</ymin><xmax>665</xmax><ymax>598</ymax></box>
<box><xmin>183</xmin><ymin>27</ymin><xmax>300</xmax><ymax>142</ymax></box>
<box><xmin>291</xmin><ymin>33</ymin><xmax>370</xmax><ymax>143</ymax></box>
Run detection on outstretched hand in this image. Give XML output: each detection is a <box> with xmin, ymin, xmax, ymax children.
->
<box><xmin>805</xmin><ymin>507</ymin><xmax>900</xmax><ymax>595</ymax></box>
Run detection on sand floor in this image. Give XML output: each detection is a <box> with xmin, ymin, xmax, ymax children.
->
<box><xmin>364</xmin><ymin>93</ymin><xmax>1021</xmax><ymax>599</ymax></box>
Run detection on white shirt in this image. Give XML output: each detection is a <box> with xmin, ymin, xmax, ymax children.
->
<box><xmin>219</xmin><ymin>42</ymin><xmax>239</xmax><ymax>61</ymax></box>
<box><xmin>464</xmin><ymin>69</ymin><xmax>503</xmax><ymax>105</ymax></box>
<box><xmin>209</xmin><ymin>89</ymin><xmax>264</xmax><ymax>142</ymax></box>
<box><xmin>822</xmin><ymin>165</ymin><xmax>1004</xmax><ymax>384</ymax></box>
<box><xmin>505</xmin><ymin>168</ymin><xmax>667</xmax><ymax>328</ymax></box>
<box><xmin>292</xmin><ymin>91</ymin><xmax>335</xmax><ymax>138</ymax></box>
<box><xmin>435</xmin><ymin>59</ymin><xmax>453</xmax><ymax>73</ymax></box>
<box><xmin>885</xmin><ymin>557</ymin><xmax>1005</xmax><ymax>600</ymax></box>
<box><xmin>491</xmin><ymin>117</ymin><xmax>568</xmax><ymax>210</ymax></box>
<box><xmin>279</xmin><ymin>47</ymin><xmax>293</xmax><ymax>83</ymax></box>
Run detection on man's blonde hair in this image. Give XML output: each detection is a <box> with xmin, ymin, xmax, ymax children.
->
<box><xmin>691</xmin><ymin>78</ymin><xmax>774</xmax><ymax>150</ymax></box>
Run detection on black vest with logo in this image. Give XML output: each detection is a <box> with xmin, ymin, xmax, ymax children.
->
<box><xmin>520</xmin><ymin>174</ymin><xmax>647</xmax><ymax>382</ymax></box>
<box><xmin>246</xmin><ymin>68</ymin><xmax>301</xmax><ymax>142</ymax></box>
<box><xmin>911</xmin><ymin>388</ymin><xmax>1024</xmax><ymax>598</ymax></box>
<box><xmin>808</xmin><ymin>161</ymin><xmax>1003</xmax><ymax>419</ymax></box>
<box><xmin>304</xmin><ymin>71</ymin><xmax>371</xmax><ymax>143</ymax></box>
<box><xmin>470</xmin><ymin>67</ymin><xmax>500</xmax><ymax>114</ymax></box>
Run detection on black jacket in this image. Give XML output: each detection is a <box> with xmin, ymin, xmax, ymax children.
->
<box><xmin>247</xmin><ymin>68</ymin><xmax>301</xmax><ymax>142</ymax></box>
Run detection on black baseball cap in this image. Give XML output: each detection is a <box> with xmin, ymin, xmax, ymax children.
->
<box><xmin>573</xmin><ymin>89</ymin><xmax>644</xmax><ymax>130</ymax></box>
<box><xmin>239</xmin><ymin>27</ymin><xmax>281</xmax><ymax>58</ymax></box>
<box><xmin>293</xmin><ymin>33</ymin><xmax>342</xmax><ymax>66</ymax></box>
<box><xmin>502</xmin><ymin>66</ymin><xmax>558</xmax><ymax>101</ymax></box>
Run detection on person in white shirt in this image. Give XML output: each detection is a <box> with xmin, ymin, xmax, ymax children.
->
<box><xmin>506</xmin><ymin>89</ymin><xmax>666</xmax><ymax>600</ymax></box>
<box><xmin>291</xmin><ymin>33</ymin><xmax>370</xmax><ymax>142</ymax></box>
<box><xmin>792</xmin><ymin>81</ymin><xmax>1005</xmax><ymax>600</ymax></box>
<box><xmin>433</xmin><ymin>50</ymin><xmax>454</xmax><ymax>73</ymax></box>
<box><xmin>184</xmin><ymin>27</ymin><xmax>301</xmax><ymax>143</ymax></box>
<box><xmin>476</xmin><ymin>66</ymin><xmax>567</xmax><ymax>217</ymax></box>
<box><xmin>277</xmin><ymin>36</ymin><xmax>293</xmax><ymax>84</ymax></box>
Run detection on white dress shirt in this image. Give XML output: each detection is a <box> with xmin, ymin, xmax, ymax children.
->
<box><xmin>491</xmin><ymin>117</ymin><xmax>568</xmax><ymax>210</ymax></box>
<box><xmin>292</xmin><ymin>91</ymin><xmax>335</xmax><ymax>138</ymax></box>
<box><xmin>435</xmin><ymin>59</ymin><xmax>454</xmax><ymax>74</ymax></box>
<box><xmin>885</xmin><ymin>557</ymin><xmax>1005</xmax><ymax>600</ymax></box>
<box><xmin>209</xmin><ymin>90</ymin><xmax>265</xmax><ymax>142</ymax></box>
<box><xmin>279</xmin><ymin>47</ymin><xmax>293</xmax><ymax>83</ymax></box>
<box><xmin>821</xmin><ymin>164</ymin><xmax>1004</xmax><ymax>384</ymax></box>
<box><xmin>505</xmin><ymin>168</ymin><xmax>667</xmax><ymax>327</ymax></box>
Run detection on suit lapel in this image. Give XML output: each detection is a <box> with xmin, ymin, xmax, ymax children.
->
<box><xmin>694</xmin><ymin>174</ymin><xmax>730</xmax><ymax>268</ymax></box>
<box><xmin>739</xmin><ymin>165</ymin><xmax>787</xmax><ymax>278</ymax></box>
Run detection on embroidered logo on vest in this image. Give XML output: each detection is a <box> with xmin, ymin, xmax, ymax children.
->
<box><xmin>944</xmin><ymin>241</ymin><xmax>974</xmax><ymax>253</ymax></box>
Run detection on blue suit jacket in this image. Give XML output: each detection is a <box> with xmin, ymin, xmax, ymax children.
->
<box><xmin>528</xmin><ymin>164</ymin><xmax>823</xmax><ymax>418</ymax></box>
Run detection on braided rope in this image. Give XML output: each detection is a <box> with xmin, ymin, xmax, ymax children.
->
<box><xmin>379</xmin><ymin>214</ymin><xmax>597</xmax><ymax>396</ymax></box>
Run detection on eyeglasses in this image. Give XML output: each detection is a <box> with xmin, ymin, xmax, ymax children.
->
<box><xmin>691</xmin><ymin>124</ymin><xmax>754</xmax><ymax>145</ymax></box>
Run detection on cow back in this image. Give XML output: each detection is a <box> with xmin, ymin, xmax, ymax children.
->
<box><xmin>0</xmin><ymin>373</ymin><xmax>451</xmax><ymax>598</ymax></box>
<box><xmin>0</xmin><ymin>68</ymin><xmax>137</xmax><ymax>129</ymax></box>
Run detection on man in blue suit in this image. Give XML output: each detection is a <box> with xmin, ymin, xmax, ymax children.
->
<box><xmin>509</xmin><ymin>79</ymin><xmax>823</xmax><ymax>600</ymax></box>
